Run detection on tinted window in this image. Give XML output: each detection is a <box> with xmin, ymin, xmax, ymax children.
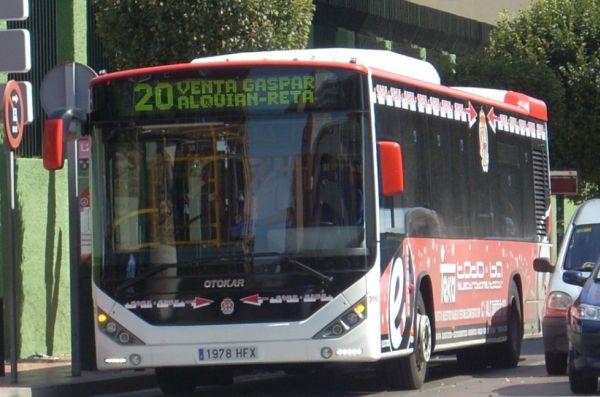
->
<box><xmin>564</xmin><ymin>224</ymin><xmax>600</xmax><ymax>270</ymax></box>
<box><xmin>373</xmin><ymin>78</ymin><xmax>543</xmax><ymax>241</ymax></box>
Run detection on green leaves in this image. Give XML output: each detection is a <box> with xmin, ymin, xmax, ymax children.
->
<box><xmin>93</xmin><ymin>0</ymin><xmax>315</xmax><ymax>70</ymax></box>
<box><xmin>453</xmin><ymin>0</ymin><xmax>600</xmax><ymax>197</ymax></box>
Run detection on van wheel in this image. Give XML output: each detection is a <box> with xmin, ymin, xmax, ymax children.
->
<box><xmin>381</xmin><ymin>292</ymin><xmax>431</xmax><ymax>390</ymax></box>
<box><xmin>155</xmin><ymin>367</ymin><xmax>196</xmax><ymax>395</ymax></box>
<box><xmin>545</xmin><ymin>351</ymin><xmax>567</xmax><ymax>375</ymax></box>
<box><xmin>491</xmin><ymin>280</ymin><xmax>522</xmax><ymax>368</ymax></box>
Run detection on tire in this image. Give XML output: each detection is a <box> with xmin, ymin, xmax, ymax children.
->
<box><xmin>569</xmin><ymin>348</ymin><xmax>598</xmax><ymax>394</ymax></box>
<box><xmin>545</xmin><ymin>351</ymin><xmax>567</xmax><ymax>375</ymax></box>
<box><xmin>491</xmin><ymin>280</ymin><xmax>522</xmax><ymax>368</ymax></box>
<box><xmin>155</xmin><ymin>367</ymin><xmax>196</xmax><ymax>395</ymax></box>
<box><xmin>382</xmin><ymin>292</ymin><xmax>432</xmax><ymax>390</ymax></box>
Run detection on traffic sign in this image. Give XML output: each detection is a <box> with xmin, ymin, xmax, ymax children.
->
<box><xmin>3</xmin><ymin>80</ymin><xmax>25</xmax><ymax>150</ymax></box>
<box><xmin>41</xmin><ymin>62</ymin><xmax>97</xmax><ymax>115</ymax></box>
<box><xmin>0</xmin><ymin>0</ymin><xmax>29</xmax><ymax>20</ymax></box>
<box><xmin>0</xmin><ymin>81</ymin><xmax>33</xmax><ymax>124</ymax></box>
<box><xmin>551</xmin><ymin>170</ymin><xmax>579</xmax><ymax>196</ymax></box>
<box><xmin>0</xmin><ymin>29</ymin><xmax>31</xmax><ymax>73</ymax></box>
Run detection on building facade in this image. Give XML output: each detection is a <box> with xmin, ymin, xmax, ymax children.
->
<box><xmin>311</xmin><ymin>0</ymin><xmax>536</xmax><ymax>76</ymax></box>
<box><xmin>406</xmin><ymin>0</ymin><xmax>535</xmax><ymax>25</ymax></box>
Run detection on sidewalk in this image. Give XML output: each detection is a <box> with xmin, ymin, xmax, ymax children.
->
<box><xmin>0</xmin><ymin>359</ymin><xmax>156</xmax><ymax>397</ymax></box>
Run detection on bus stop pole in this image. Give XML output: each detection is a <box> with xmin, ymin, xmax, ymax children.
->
<box><xmin>68</xmin><ymin>139</ymin><xmax>81</xmax><ymax>378</ymax></box>
<box><xmin>5</xmin><ymin>149</ymin><xmax>18</xmax><ymax>384</ymax></box>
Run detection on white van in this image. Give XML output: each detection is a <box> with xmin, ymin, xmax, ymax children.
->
<box><xmin>534</xmin><ymin>198</ymin><xmax>600</xmax><ymax>374</ymax></box>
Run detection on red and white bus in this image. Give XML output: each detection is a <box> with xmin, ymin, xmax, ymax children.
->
<box><xmin>44</xmin><ymin>48</ymin><xmax>551</xmax><ymax>393</ymax></box>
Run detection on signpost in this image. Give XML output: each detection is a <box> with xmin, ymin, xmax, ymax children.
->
<box><xmin>1</xmin><ymin>81</ymin><xmax>24</xmax><ymax>384</ymax></box>
<box><xmin>550</xmin><ymin>170</ymin><xmax>579</xmax><ymax>249</ymax></box>
<box><xmin>3</xmin><ymin>80</ymin><xmax>25</xmax><ymax>149</ymax></box>
<box><xmin>0</xmin><ymin>30</ymin><xmax>31</xmax><ymax>73</ymax></box>
<box><xmin>1</xmin><ymin>0</ymin><xmax>31</xmax><ymax>384</ymax></box>
<box><xmin>0</xmin><ymin>81</ymin><xmax>33</xmax><ymax>124</ymax></box>
<box><xmin>41</xmin><ymin>62</ymin><xmax>97</xmax><ymax>377</ymax></box>
<box><xmin>0</xmin><ymin>0</ymin><xmax>28</xmax><ymax>20</ymax></box>
<box><xmin>550</xmin><ymin>170</ymin><xmax>579</xmax><ymax>196</ymax></box>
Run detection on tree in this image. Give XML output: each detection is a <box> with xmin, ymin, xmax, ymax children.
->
<box><xmin>94</xmin><ymin>0</ymin><xmax>315</xmax><ymax>70</ymax></box>
<box><xmin>478</xmin><ymin>0</ymin><xmax>600</xmax><ymax>197</ymax></box>
<box><xmin>446</xmin><ymin>56</ymin><xmax>566</xmax><ymax>177</ymax></box>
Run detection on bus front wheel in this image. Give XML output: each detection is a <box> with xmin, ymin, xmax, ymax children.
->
<box><xmin>381</xmin><ymin>292</ymin><xmax>431</xmax><ymax>390</ymax></box>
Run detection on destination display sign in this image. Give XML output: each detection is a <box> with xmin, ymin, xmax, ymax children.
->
<box><xmin>133</xmin><ymin>75</ymin><xmax>316</xmax><ymax>112</ymax></box>
<box><xmin>91</xmin><ymin>67</ymin><xmax>364</xmax><ymax>121</ymax></box>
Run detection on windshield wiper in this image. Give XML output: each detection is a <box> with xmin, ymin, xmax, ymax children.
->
<box><xmin>115</xmin><ymin>253</ymin><xmax>251</xmax><ymax>296</ymax></box>
<box><xmin>287</xmin><ymin>257</ymin><xmax>334</xmax><ymax>284</ymax></box>
<box><xmin>255</xmin><ymin>252</ymin><xmax>334</xmax><ymax>284</ymax></box>
<box><xmin>115</xmin><ymin>263</ymin><xmax>177</xmax><ymax>296</ymax></box>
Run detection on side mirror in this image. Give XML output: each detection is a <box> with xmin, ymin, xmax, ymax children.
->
<box><xmin>42</xmin><ymin>108</ymin><xmax>86</xmax><ymax>170</ymax></box>
<box><xmin>533</xmin><ymin>257</ymin><xmax>554</xmax><ymax>273</ymax></box>
<box><xmin>42</xmin><ymin>118</ymin><xmax>65</xmax><ymax>170</ymax></box>
<box><xmin>563</xmin><ymin>270</ymin><xmax>589</xmax><ymax>287</ymax></box>
<box><xmin>378</xmin><ymin>141</ymin><xmax>404</xmax><ymax>196</ymax></box>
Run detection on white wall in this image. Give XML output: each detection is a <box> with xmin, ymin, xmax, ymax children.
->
<box><xmin>405</xmin><ymin>0</ymin><xmax>535</xmax><ymax>25</ymax></box>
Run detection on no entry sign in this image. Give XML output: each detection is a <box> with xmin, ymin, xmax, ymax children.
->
<box><xmin>3</xmin><ymin>80</ymin><xmax>25</xmax><ymax>150</ymax></box>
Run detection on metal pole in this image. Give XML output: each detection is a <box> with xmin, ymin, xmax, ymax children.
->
<box><xmin>68</xmin><ymin>139</ymin><xmax>81</xmax><ymax>377</ymax></box>
<box><xmin>65</xmin><ymin>65</ymin><xmax>82</xmax><ymax>378</ymax></box>
<box><xmin>556</xmin><ymin>195</ymin><xmax>565</xmax><ymax>253</ymax></box>
<box><xmin>6</xmin><ymin>149</ymin><xmax>18</xmax><ymax>384</ymax></box>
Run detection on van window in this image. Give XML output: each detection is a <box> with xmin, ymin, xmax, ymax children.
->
<box><xmin>564</xmin><ymin>224</ymin><xmax>600</xmax><ymax>270</ymax></box>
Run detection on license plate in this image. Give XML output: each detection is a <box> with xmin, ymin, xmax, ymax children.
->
<box><xmin>198</xmin><ymin>346</ymin><xmax>258</xmax><ymax>361</ymax></box>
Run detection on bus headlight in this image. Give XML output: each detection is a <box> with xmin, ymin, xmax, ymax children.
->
<box><xmin>105</xmin><ymin>322</ymin><xmax>118</xmax><ymax>334</ymax></box>
<box><xmin>96</xmin><ymin>309</ymin><xmax>145</xmax><ymax>346</ymax></box>
<box><xmin>118</xmin><ymin>332</ymin><xmax>131</xmax><ymax>344</ymax></box>
<box><xmin>313</xmin><ymin>298</ymin><xmax>367</xmax><ymax>339</ymax></box>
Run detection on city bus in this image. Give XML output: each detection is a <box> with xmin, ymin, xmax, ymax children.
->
<box><xmin>43</xmin><ymin>48</ymin><xmax>551</xmax><ymax>393</ymax></box>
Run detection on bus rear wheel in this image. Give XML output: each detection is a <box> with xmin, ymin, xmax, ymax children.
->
<box><xmin>490</xmin><ymin>280</ymin><xmax>522</xmax><ymax>368</ymax></box>
<box><xmin>382</xmin><ymin>292</ymin><xmax>431</xmax><ymax>390</ymax></box>
<box><xmin>155</xmin><ymin>367</ymin><xmax>196</xmax><ymax>395</ymax></box>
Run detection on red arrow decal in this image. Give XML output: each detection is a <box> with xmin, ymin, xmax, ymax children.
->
<box><xmin>467</xmin><ymin>101</ymin><xmax>477</xmax><ymax>128</ymax></box>
<box><xmin>241</xmin><ymin>294</ymin><xmax>263</xmax><ymax>306</ymax></box>
<box><xmin>190</xmin><ymin>297</ymin><xmax>214</xmax><ymax>309</ymax></box>
<box><xmin>487</xmin><ymin>107</ymin><xmax>498</xmax><ymax>133</ymax></box>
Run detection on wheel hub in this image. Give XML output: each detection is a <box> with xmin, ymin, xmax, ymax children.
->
<box><xmin>416</xmin><ymin>313</ymin><xmax>432</xmax><ymax>363</ymax></box>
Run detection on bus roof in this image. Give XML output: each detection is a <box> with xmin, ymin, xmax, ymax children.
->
<box><xmin>94</xmin><ymin>48</ymin><xmax>547</xmax><ymax>122</ymax></box>
<box><xmin>192</xmin><ymin>48</ymin><xmax>547</xmax><ymax>121</ymax></box>
<box><xmin>452</xmin><ymin>87</ymin><xmax>548</xmax><ymax>121</ymax></box>
<box><xmin>192</xmin><ymin>48</ymin><xmax>441</xmax><ymax>85</ymax></box>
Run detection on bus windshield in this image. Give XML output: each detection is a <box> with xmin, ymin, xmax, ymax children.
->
<box><xmin>100</xmin><ymin>113</ymin><xmax>366</xmax><ymax>256</ymax></box>
<box><xmin>90</xmin><ymin>66</ymin><xmax>371</xmax><ymax>304</ymax></box>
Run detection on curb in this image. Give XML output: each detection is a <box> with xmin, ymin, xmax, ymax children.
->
<box><xmin>0</xmin><ymin>370</ymin><xmax>156</xmax><ymax>397</ymax></box>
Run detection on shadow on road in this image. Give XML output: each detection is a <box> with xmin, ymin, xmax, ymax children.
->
<box><xmin>167</xmin><ymin>339</ymin><xmax>571</xmax><ymax>397</ymax></box>
<box><xmin>492</xmin><ymin>382</ymin><xmax>573</xmax><ymax>397</ymax></box>
<box><xmin>193</xmin><ymin>368</ymin><xmax>385</xmax><ymax>396</ymax></box>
